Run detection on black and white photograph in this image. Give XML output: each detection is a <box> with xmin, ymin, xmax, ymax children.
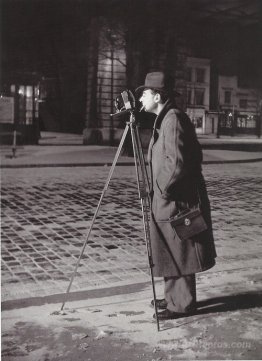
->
<box><xmin>1</xmin><ymin>0</ymin><xmax>262</xmax><ymax>360</ymax></box>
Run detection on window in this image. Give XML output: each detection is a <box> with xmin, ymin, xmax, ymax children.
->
<box><xmin>192</xmin><ymin>117</ymin><xmax>203</xmax><ymax>129</ymax></box>
<box><xmin>14</xmin><ymin>84</ymin><xmax>38</xmax><ymax>125</ymax></box>
<box><xmin>246</xmin><ymin>115</ymin><xmax>256</xmax><ymax>128</ymax></box>
<box><xmin>239</xmin><ymin>99</ymin><xmax>247</xmax><ymax>109</ymax></box>
<box><xmin>196</xmin><ymin>68</ymin><xmax>205</xmax><ymax>83</ymax></box>
<box><xmin>185</xmin><ymin>67</ymin><xmax>192</xmax><ymax>82</ymax></box>
<box><xmin>195</xmin><ymin>88</ymin><xmax>205</xmax><ymax>105</ymax></box>
<box><xmin>237</xmin><ymin>115</ymin><xmax>256</xmax><ymax>128</ymax></box>
<box><xmin>187</xmin><ymin>89</ymin><xmax>192</xmax><ymax>105</ymax></box>
<box><xmin>224</xmin><ymin>91</ymin><xmax>231</xmax><ymax>104</ymax></box>
<box><xmin>195</xmin><ymin>117</ymin><xmax>203</xmax><ymax>128</ymax></box>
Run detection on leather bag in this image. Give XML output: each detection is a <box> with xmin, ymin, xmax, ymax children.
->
<box><xmin>170</xmin><ymin>205</ymin><xmax>208</xmax><ymax>241</ymax></box>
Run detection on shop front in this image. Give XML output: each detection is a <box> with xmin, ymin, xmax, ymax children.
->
<box><xmin>0</xmin><ymin>73</ymin><xmax>40</xmax><ymax>145</ymax></box>
<box><xmin>217</xmin><ymin>109</ymin><xmax>261</xmax><ymax>137</ymax></box>
<box><xmin>187</xmin><ymin>108</ymin><xmax>206</xmax><ymax>134</ymax></box>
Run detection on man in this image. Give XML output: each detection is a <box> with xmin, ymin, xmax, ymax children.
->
<box><xmin>136</xmin><ymin>72</ymin><xmax>217</xmax><ymax>320</ymax></box>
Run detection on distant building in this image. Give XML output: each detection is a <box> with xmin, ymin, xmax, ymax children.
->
<box><xmin>84</xmin><ymin>20</ymin><xmax>127</xmax><ymax>145</ymax></box>
<box><xmin>0</xmin><ymin>72</ymin><xmax>40</xmax><ymax>145</ymax></box>
<box><xmin>216</xmin><ymin>75</ymin><xmax>261</xmax><ymax>136</ymax></box>
<box><xmin>185</xmin><ymin>57</ymin><xmax>211</xmax><ymax>134</ymax></box>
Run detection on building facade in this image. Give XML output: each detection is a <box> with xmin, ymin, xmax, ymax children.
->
<box><xmin>2</xmin><ymin>1</ymin><xmax>261</xmax><ymax>144</ymax></box>
<box><xmin>184</xmin><ymin>57</ymin><xmax>211</xmax><ymax>135</ymax></box>
<box><xmin>0</xmin><ymin>73</ymin><xmax>40</xmax><ymax>145</ymax></box>
<box><xmin>83</xmin><ymin>14</ymin><xmax>190</xmax><ymax>145</ymax></box>
<box><xmin>217</xmin><ymin>75</ymin><xmax>261</xmax><ymax>136</ymax></box>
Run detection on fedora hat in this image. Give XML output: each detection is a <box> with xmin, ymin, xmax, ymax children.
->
<box><xmin>135</xmin><ymin>71</ymin><xmax>180</xmax><ymax>96</ymax></box>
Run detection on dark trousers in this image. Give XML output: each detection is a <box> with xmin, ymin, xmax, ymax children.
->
<box><xmin>164</xmin><ymin>274</ymin><xmax>196</xmax><ymax>313</ymax></box>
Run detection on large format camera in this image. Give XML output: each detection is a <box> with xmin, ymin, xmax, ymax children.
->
<box><xmin>114</xmin><ymin>90</ymin><xmax>137</xmax><ymax>113</ymax></box>
<box><xmin>113</xmin><ymin>89</ymin><xmax>155</xmax><ymax>130</ymax></box>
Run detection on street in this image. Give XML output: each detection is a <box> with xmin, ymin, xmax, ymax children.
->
<box><xmin>1</xmin><ymin>159</ymin><xmax>262</xmax><ymax>360</ymax></box>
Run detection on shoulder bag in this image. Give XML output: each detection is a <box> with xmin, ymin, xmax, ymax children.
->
<box><xmin>170</xmin><ymin>205</ymin><xmax>208</xmax><ymax>241</ymax></box>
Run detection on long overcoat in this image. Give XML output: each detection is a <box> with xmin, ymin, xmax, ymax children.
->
<box><xmin>148</xmin><ymin>100</ymin><xmax>217</xmax><ymax>277</ymax></box>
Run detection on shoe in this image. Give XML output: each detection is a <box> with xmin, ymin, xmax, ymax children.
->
<box><xmin>150</xmin><ymin>298</ymin><xmax>167</xmax><ymax>310</ymax></box>
<box><xmin>153</xmin><ymin>308</ymin><xmax>195</xmax><ymax>320</ymax></box>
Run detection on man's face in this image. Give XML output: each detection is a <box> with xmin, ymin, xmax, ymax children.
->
<box><xmin>139</xmin><ymin>89</ymin><xmax>158</xmax><ymax>114</ymax></box>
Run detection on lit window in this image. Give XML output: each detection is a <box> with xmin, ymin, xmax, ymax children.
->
<box><xmin>18</xmin><ymin>86</ymin><xmax>25</xmax><ymax>96</ymax></box>
<box><xmin>26</xmin><ymin>86</ymin><xmax>33</xmax><ymax>98</ymax></box>
<box><xmin>195</xmin><ymin>117</ymin><xmax>203</xmax><ymax>128</ymax></box>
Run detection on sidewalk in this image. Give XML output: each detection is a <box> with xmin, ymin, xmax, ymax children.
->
<box><xmin>1</xmin><ymin>132</ymin><xmax>262</xmax><ymax>168</ymax></box>
<box><xmin>2</xmin><ymin>281</ymin><xmax>261</xmax><ymax>360</ymax></box>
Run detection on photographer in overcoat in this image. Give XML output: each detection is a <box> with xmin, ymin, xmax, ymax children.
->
<box><xmin>136</xmin><ymin>72</ymin><xmax>217</xmax><ymax>320</ymax></box>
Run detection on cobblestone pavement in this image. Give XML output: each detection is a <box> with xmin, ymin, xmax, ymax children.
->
<box><xmin>1</xmin><ymin>162</ymin><xmax>262</xmax><ymax>302</ymax></box>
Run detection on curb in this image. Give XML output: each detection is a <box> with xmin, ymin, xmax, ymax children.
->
<box><xmin>1</xmin><ymin>158</ymin><xmax>262</xmax><ymax>169</ymax></box>
<box><xmin>1</xmin><ymin>282</ymin><xmax>150</xmax><ymax>311</ymax></box>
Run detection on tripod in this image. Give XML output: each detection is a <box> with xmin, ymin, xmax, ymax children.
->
<box><xmin>60</xmin><ymin>111</ymin><xmax>160</xmax><ymax>331</ymax></box>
